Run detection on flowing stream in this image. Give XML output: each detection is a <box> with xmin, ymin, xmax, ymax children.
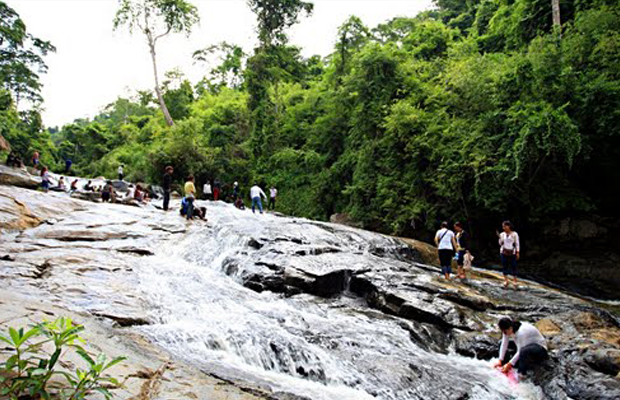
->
<box><xmin>132</xmin><ymin>201</ymin><xmax>542</xmax><ymax>400</ymax></box>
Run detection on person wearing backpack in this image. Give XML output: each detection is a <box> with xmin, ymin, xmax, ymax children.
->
<box><xmin>435</xmin><ymin>221</ymin><xmax>458</xmax><ymax>280</ymax></box>
<box><xmin>498</xmin><ymin>220</ymin><xmax>520</xmax><ymax>288</ymax></box>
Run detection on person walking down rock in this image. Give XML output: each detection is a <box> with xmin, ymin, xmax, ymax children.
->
<box><xmin>498</xmin><ymin>221</ymin><xmax>520</xmax><ymax>288</ymax></box>
<box><xmin>184</xmin><ymin>175</ymin><xmax>196</xmax><ymax>220</ymax></box>
<box><xmin>268</xmin><ymin>185</ymin><xmax>277</xmax><ymax>210</ymax></box>
<box><xmin>250</xmin><ymin>183</ymin><xmax>267</xmax><ymax>214</ymax></box>
<box><xmin>118</xmin><ymin>165</ymin><xmax>124</xmax><ymax>181</ymax></box>
<box><xmin>213</xmin><ymin>179</ymin><xmax>221</xmax><ymax>201</ymax></box>
<box><xmin>492</xmin><ymin>317</ymin><xmax>548</xmax><ymax>381</ymax></box>
<box><xmin>203</xmin><ymin>180</ymin><xmax>212</xmax><ymax>200</ymax></box>
<box><xmin>163</xmin><ymin>166</ymin><xmax>173</xmax><ymax>211</ymax></box>
<box><xmin>454</xmin><ymin>222</ymin><xmax>471</xmax><ymax>280</ymax></box>
<box><xmin>435</xmin><ymin>221</ymin><xmax>457</xmax><ymax>280</ymax></box>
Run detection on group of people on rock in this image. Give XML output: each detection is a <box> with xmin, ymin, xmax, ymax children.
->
<box><xmin>200</xmin><ymin>178</ymin><xmax>278</xmax><ymax>213</ymax></box>
<box><xmin>435</xmin><ymin>221</ymin><xmax>549</xmax><ymax>383</ymax></box>
<box><xmin>435</xmin><ymin>220</ymin><xmax>520</xmax><ymax>288</ymax></box>
<box><xmin>5</xmin><ymin>152</ymin><xmax>25</xmax><ymax>168</ymax></box>
<box><xmin>173</xmin><ymin>168</ymin><xmax>278</xmax><ymax>221</ymax></box>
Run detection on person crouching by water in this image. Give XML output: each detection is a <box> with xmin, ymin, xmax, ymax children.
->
<box><xmin>435</xmin><ymin>221</ymin><xmax>457</xmax><ymax>280</ymax></box>
<box><xmin>454</xmin><ymin>222</ymin><xmax>471</xmax><ymax>280</ymax></box>
<box><xmin>184</xmin><ymin>175</ymin><xmax>196</xmax><ymax>220</ymax></box>
<box><xmin>498</xmin><ymin>220</ymin><xmax>520</xmax><ymax>288</ymax></box>
<box><xmin>493</xmin><ymin>317</ymin><xmax>548</xmax><ymax>380</ymax></box>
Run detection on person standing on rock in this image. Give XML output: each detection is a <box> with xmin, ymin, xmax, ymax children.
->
<box><xmin>118</xmin><ymin>165</ymin><xmax>124</xmax><ymax>181</ymax></box>
<box><xmin>250</xmin><ymin>183</ymin><xmax>267</xmax><ymax>214</ymax></box>
<box><xmin>493</xmin><ymin>317</ymin><xmax>548</xmax><ymax>380</ymax></box>
<box><xmin>268</xmin><ymin>185</ymin><xmax>277</xmax><ymax>210</ymax></box>
<box><xmin>213</xmin><ymin>179</ymin><xmax>221</xmax><ymax>201</ymax></box>
<box><xmin>162</xmin><ymin>166</ymin><xmax>173</xmax><ymax>211</ymax></box>
<box><xmin>435</xmin><ymin>221</ymin><xmax>457</xmax><ymax>280</ymax></box>
<box><xmin>233</xmin><ymin>181</ymin><xmax>240</xmax><ymax>200</ymax></box>
<box><xmin>454</xmin><ymin>222</ymin><xmax>471</xmax><ymax>280</ymax></box>
<box><xmin>498</xmin><ymin>221</ymin><xmax>520</xmax><ymax>288</ymax></box>
<box><xmin>184</xmin><ymin>175</ymin><xmax>196</xmax><ymax>220</ymax></box>
<box><xmin>40</xmin><ymin>167</ymin><xmax>50</xmax><ymax>193</ymax></box>
<box><xmin>203</xmin><ymin>180</ymin><xmax>212</xmax><ymax>200</ymax></box>
<box><xmin>65</xmin><ymin>158</ymin><xmax>72</xmax><ymax>174</ymax></box>
<box><xmin>32</xmin><ymin>151</ymin><xmax>40</xmax><ymax>169</ymax></box>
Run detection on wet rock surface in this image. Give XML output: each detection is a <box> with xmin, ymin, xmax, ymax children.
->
<box><xmin>1</xmin><ymin>181</ymin><xmax>619</xmax><ymax>400</ymax></box>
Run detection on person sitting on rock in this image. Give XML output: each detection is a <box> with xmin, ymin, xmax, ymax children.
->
<box><xmin>493</xmin><ymin>317</ymin><xmax>548</xmax><ymax>380</ymax></box>
<box><xmin>234</xmin><ymin>196</ymin><xmax>245</xmax><ymax>210</ymax></box>
<box><xmin>134</xmin><ymin>184</ymin><xmax>149</xmax><ymax>203</ymax></box>
<box><xmin>102</xmin><ymin>181</ymin><xmax>115</xmax><ymax>203</ymax></box>
<box><xmin>83</xmin><ymin>180</ymin><xmax>94</xmax><ymax>191</ymax></box>
<box><xmin>5</xmin><ymin>152</ymin><xmax>15</xmax><ymax>167</ymax></box>
<box><xmin>57</xmin><ymin>176</ymin><xmax>66</xmax><ymax>191</ymax></box>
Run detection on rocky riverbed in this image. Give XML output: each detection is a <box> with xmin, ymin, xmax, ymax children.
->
<box><xmin>0</xmin><ymin>166</ymin><xmax>619</xmax><ymax>399</ymax></box>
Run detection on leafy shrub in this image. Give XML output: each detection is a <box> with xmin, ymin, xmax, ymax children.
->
<box><xmin>0</xmin><ymin>317</ymin><xmax>125</xmax><ymax>399</ymax></box>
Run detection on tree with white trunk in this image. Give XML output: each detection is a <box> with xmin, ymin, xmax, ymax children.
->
<box><xmin>113</xmin><ymin>0</ymin><xmax>200</xmax><ymax>127</ymax></box>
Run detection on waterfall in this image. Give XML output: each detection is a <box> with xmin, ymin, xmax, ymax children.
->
<box><xmin>133</xmin><ymin>201</ymin><xmax>543</xmax><ymax>400</ymax></box>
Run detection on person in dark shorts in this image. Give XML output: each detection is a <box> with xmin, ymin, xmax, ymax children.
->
<box><xmin>454</xmin><ymin>222</ymin><xmax>471</xmax><ymax>280</ymax></box>
<box><xmin>102</xmin><ymin>182</ymin><xmax>113</xmax><ymax>202</ymax></box>
<box><xmin>498</xmin><ymin>221</ymin><xmax>520</xmax><ymax>288</ymax></box>
<box><xmin>435</xmin><ymin>221</ymin><xmax>457</xmax><ymax>280</ymax></box>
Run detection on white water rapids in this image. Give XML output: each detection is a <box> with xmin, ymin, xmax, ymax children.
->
<box><xmin>129</xmin><ymin>200</ymin><xmax>543</xmax><ymax>400</ymax></box>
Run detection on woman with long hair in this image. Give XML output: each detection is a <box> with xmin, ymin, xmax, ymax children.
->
<box><xmin>498</xmin><ymin>221</ymin><xmax>520</xmax><ymax>288</ymax></box>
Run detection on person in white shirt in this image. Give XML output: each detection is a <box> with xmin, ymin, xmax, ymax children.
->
<box><xmin>493</xmin><ymin>317</ymin><xmax>548</xmax><ymax>379</ymax></box>
<box><xmin>203</xmin><ymin>181</ymin><xmax>212</xmax><ymax>200</ymax></box>
<box><xmin>435</xmin><ymin>221</ymin><xmax>458</xmax><ymax>280</ymax></box>
<box><xmin>250</xmin><ymin>184</ymin><xmax>267</xmax><ymax>214</ymax></box>
<box><xmin>498</xmin><ymin>220</ymin><xmax>520</xmax><ymax>288</ymax></box>
<box><xmin>268</xmin><ymin>185</ymin><xmax>278</xmax><ymax>210</ymax></box>
<box><xmin>118</xmin><ymin>165</ymin><xmax>124</xmax><ymax>181</ymax></box>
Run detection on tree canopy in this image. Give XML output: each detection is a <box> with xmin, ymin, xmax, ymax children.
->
<box><xmin>5</xmin><ymin>0</ymin><xmax>620</xmax><ymax>246</ymax></box>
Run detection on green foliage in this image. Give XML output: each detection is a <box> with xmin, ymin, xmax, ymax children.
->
<box><xmin>37</xmin><ymin>0</ymin><xmax>620</xmax><ymax>243</ymax></box>
<box><xmin>0</xmin><ymin>1</ymin><xmax>56</xmax><ymax>105</ymax></box>
<box><xmin>0</xmin><ymin>317</ymin><xmax>125</xmax><ymax>399</ymax></box>
<box><xmin>247</xmin><ymin>0</ymin><xmax>314</xmax><ymax>46</ymax></box>
<box><xmin>113</xmin><ymin>0</ymin><xmax>199</xmax><ymax>35</ymax></box>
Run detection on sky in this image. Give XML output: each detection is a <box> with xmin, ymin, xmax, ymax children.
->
<box><xmin>11</xmin><ymin>0</ymin><xmax>434</xmax><ymax>128</ymax></box>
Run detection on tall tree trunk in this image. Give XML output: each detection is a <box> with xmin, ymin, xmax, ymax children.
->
<box><xmin>0</xmin><ymin>134</ymin><xmax>10</xmax><ymax>152</ymax></box>
<box><xmin>552</xmin><ymin>0</ymin><xmax>561</xmax><ymax>30</ymax></box>
<box><xmin>148</xmin><ymin>40</ymin><xmax>174</xmax><ymax>127</ymax></box>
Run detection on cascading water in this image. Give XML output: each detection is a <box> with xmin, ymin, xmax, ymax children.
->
<box><xmin>134</xmin><ymin>201</ymin><xmax>543</xmax><ymax>400</ymax></box>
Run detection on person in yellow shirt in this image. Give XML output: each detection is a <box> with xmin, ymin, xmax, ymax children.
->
<box><xmin>184</xmin><ymin>175</ymin><xmax>196</xmax><ymax>220</ymax></box>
